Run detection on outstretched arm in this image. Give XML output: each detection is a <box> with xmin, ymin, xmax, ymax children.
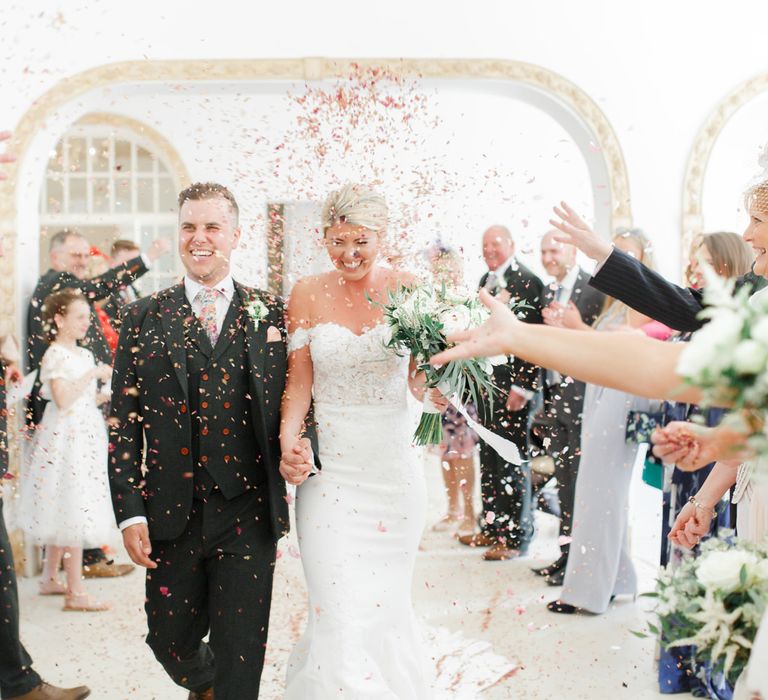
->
<box><xmin>430</xmin><ymin>289</ymin><xmax>704</xmax><ymax>404</ymax></box>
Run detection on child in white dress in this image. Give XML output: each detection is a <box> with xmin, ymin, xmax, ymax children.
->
<box><xmin>18</xmin><ymin>288</ymin><xmax>115</xmax><ymax>612</ymax></box>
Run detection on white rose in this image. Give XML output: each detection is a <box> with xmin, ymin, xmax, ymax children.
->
<box><xmin>752</xmin><ymin>316</ymin><xmax>768</xmax><ymax>345</ymax></box>
<box><xmin>439</xmin><ymin>305</ymin><xmax>472</xmax><ymax>336</ymax></box>
<box><xmin>697</xmin><ymin>550</ymin><xmax>760</xmax><ymax>592</ymax></box>
<box><xmin>755</xmin><ymin>558</ymin><xmax>768</xmax><ymax>583</ymax></box>
<box><xmin>733</xmin><ymin>339</ymin><xmax>768</xmax><ymax>375</ymax></box>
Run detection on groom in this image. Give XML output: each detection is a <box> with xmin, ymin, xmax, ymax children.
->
<box><xmin>109</xmin><ymin>182</ymin><xmax>312</xmax><ymax>699</ymax></box>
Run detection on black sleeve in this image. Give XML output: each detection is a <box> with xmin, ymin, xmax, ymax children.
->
<box><xmin>589</xmin><ymin>248</ymin><xmax>705</xmax><ymax>332</ymax></box>
<box><xmin>108</xmin><ymin>301</ymin><xmax>149</xmax><ymax>525</ymax></box>
<box><xmin>78</xmin><ymin>255</ymin><xmax>150</xmax><ymax>302</ymax></box>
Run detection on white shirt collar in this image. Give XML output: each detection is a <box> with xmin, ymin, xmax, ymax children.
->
<box><xmin>491</xmin><ymin>255</ymin><xmax>518</xmax><ymax>279</ymax></box>
<box><xmin>184</xmin><ymin>274</ymin><xmax>235</xmax><ymax>304</ymax></box>
<box><xmin>559</xmin><ymin>265</ymin><xmax>580</xmax><ymax>292</ymax></box>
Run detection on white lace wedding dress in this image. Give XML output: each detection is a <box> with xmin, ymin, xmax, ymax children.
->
<box><xmin>284</xmin><ymin>323</ymin><xmax>515</xmax><ymax>699</ymax></box>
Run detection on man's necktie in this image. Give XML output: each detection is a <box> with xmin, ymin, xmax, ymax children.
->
<box><xmin>196</xmin><ymin>288</ymin><xmax>220</xmax><ymax>346</ymax></box>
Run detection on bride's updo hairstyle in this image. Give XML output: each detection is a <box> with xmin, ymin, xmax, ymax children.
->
<box><xmin>321</xmin><ymin>184</ymin><xmax>388</xmax><ymax>235</ymax></box>
<box><xmin>745</xmin><ymin>145</ymin><xmax>768</xmax><ymax>214</ymax></box>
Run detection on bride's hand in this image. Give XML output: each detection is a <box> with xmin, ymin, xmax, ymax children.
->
<box><xmin>427</xmin><ymin>387</ymin><xmax>450</xmax><ymax>412</ymax></box>
<box><xmin>429</xmin><ymin>289</ymin><xmax>518</xmax><ymax>366</ymax></box>
<box><xmin>279</xmin><ymin>437</ymin><xmax>313</xmax><ymax>486</ymax></box>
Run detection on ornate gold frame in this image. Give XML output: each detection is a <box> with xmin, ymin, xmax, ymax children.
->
<box><xmin>0</xmin><ymin>61</ymin><xmax>632</xmax><ymax>556</ymax></box>
<box><xmin>682</xmin><ymin>72</ymin><xmax>768</xmax><ymax>245</ymax></box>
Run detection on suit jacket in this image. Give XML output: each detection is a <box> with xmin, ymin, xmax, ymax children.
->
<box><xmin>25</xmin><ymin>256</ymin><xmax>149</xmax><ymax>424</ymax></box>
<box><xmin>589</xmin><ymin>247</ymin><xmax>766</xmax><ymax>333</ymax></box>
<box><xmin>542</xmin><ymin>267</ymin><xmax>606</xmax><ymax>426</ymax></box>
<box><xmin>0</xmin><ymin>358</ymin><xmax>6</xmax><ymax>478</ymax></box>
<box><xmin>478</xmin><ymin>260</ymin><xmax>544</xmax><ymax>436</ymax></box>
<box><xmin>108</xmin><ymin>281</ymin><xmax>290</xmax><ymax>542</ymax></box>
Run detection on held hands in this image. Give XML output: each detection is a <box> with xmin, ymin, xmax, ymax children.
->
<box><xmin>505</xmin><ymin>388</ymin><xmax>528</xmax><ymax>412</ymax></box>
<box><xmin>147</xmin><ymin>238</ymin><xmax>172</xmax><ymax>262</ymax></box>
<box><xmin>122</xmin><ymin>522</ymin><xmax>157</xmax><ymax>568</ymax></box>
<box><xmin>430</xmin><ymin>288</ymin><xmax>518</xmax><ymax>366</ymax></box>
<box><xmin>549</xmin><ymin>201</ymin><xmax>612</xmax><ymax>263</ymax></box>
<box><xmin>279</xmin><ymin>436</ymin><xmax>313</xmax><ymax>486</ymax></box>
<box><xmin>668</xmin><ymin>499</ymin><xmax>713</xmax><ymax>549</ymax></box>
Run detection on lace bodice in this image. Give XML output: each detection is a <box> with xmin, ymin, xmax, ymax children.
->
<box><xmin>288</xmin><ymin>323</ymin><xmax>409</xmax><ymax>407</ymax></box>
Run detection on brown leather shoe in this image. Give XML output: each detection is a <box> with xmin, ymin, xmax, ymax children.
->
<box><xmin>457</xmin><ymin>532</ymin><xmax>495</xmax><ymax>547</ymax></box>
<box><xmin>188</xmin><ymin>689</ymin><xmax>213</xmax><ymax>700</ymax></box>
<box><xmin>13</xmin><ymin>682</ymin><xmax>90</xmax><ymax>699</ymax></box>
<box><xmin>82</xmin><ymin>561</ymin><xmax>135</xmax><ymax>578</ymax></box>
<box><xmin>482</xmin><ymin>543</ymin><xmax>525</xmax><ymax>561</ymax></box>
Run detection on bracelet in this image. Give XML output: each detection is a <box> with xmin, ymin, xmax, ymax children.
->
<box><xmin>688</xmin><ymin>496</ymin><xmax>715</xmax><ymax>515</ymax></box>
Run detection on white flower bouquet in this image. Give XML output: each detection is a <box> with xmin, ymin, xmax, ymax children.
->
<box><xmin>642</xmin><ymin>538</ymin><xmax>768</xmax><ymax>685</ymax></box>
<box><xmin>374</xmin><ymin>284</ymin><xmax>507</xmax><ymax>446</ymax></box>
<box><xmin>677</xmin><ymin>267</ymin><xmax>768</xmax><ymax>455</ymax></box>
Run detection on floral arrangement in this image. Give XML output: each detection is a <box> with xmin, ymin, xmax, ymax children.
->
<box><xmin>374</xmin><ymin>284</ymin><xmax>507</xmax><ymax>445</ymax></box>
<box><xmin>643</xmin><ymin>537</ymin><xmax>768</xmax><ymax>686</ymax></box>
<box><xmin>677</xmin><ymin>266</ymin><xmax>768</xmax><ymax>456</ymax></box>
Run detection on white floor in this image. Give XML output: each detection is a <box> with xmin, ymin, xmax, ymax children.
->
<box><xmin>16</xmin><ymin>455</ymin><xmax>668</xmax><ymax>699</ymax></box>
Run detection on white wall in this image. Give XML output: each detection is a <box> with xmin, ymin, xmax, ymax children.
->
<box><xmin>2</xmin><ymin>0</ymin><xmax>768</xmax><ymax>283</ymax></box>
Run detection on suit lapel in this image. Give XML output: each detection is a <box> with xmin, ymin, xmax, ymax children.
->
<box><xmin>237</xmin><ymin>283</ymin><xmax>267</xmax><ymax>409</ymax></box>
<box><xmin>210</xmin><ymin>292</ymin><xmax>244</xmax><ymax>363</ymax></box>
<box><xmin>158</xmin><ymin>283</ymin><xmax>192</xmax><ymax>399</ymax></box>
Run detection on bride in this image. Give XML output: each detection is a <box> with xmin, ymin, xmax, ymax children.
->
<box><xmin>279</xmin><ymin>184</ymin><xmax>444</xmax><ymax>698</ymax></box>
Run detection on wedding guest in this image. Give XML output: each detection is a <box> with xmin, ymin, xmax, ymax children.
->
<box><xmin>26</xmin><ymin>229</ymin><xmax>168</xmax><ymax>577</ymax></box>
<box><xmin>17</xmin><ymin>288</ymin><xmax>114</xmax><ymax>612</ymax></box>
<box><xmin>530</xmin><ymin>231</ymin><xmax>605</xmax><ymax>579</ymax></box>
<box><xmin>429</xmin><ymin>247</ymin><xmax>478</xmax><ymax>536</ymax></box>
<box><xmin>457</xmin><ymin>225</ymin><xmax>543</xmax><ymax>561</ymax></box>
<box><xmin>541</xmin><ymin>230</ymin><xmax>657</xmax><ymax>607</ymax></box>
<box><xmin>102</xmin><ymin>239</ymin><xmax>142</xmax><ymax>327</ymax></box>
<box><xmin>0</xmin><ymin>129</ymin><xmax>91</xmax><ymax>697</ymax></box>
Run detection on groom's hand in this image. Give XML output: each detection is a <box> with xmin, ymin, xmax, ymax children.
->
<box><xmin>122</xmin><ymin>523</ymin><xmax>158</xmax><ymax>569</ymax></box>
<box><xmin>280</xmin><ymin>437</ymin><xmax>313</xmax><ymax>485</ymax></box>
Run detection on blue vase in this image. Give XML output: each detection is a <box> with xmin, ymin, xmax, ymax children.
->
<box><xmin>701</xmin><ymin>663</ymin><xmax>735</xmax><ymax>700</ymax></box>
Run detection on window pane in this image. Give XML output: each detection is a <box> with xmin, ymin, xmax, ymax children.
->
<box><xmin>158</xmin><ymin>177</ymin><xmax>176</xmax><ymax>212</ymax></box>
<box><xmin>114</xmin><ymin>177</ymin><xmax>132</xmax><ymax>212</ymax></box>
<box><xmin>47</xmin><ymin>146</ymin><xmax>63</xmax><ymax>172</ymax></box>
<box><xmin>114</xmin><ymin>139</ymin><xmax>131</xmax><ymax>173</ymax></box>
<box><xmin>92</xmin><ymin>178</ymin><xmax>111</xmax><ymax>213</ymax></box>
<box><xmin>68</xmin><ymin>137</ymin><xmax>86</xmax><ymax>173</ymax></box>
<box><xmin>137</xmin><ymin>177</ymin><xmax>154</xmax><ymax>211</ymax></box>
<box><xmin>92</xmin><ymin>137</ymin><xmax>110</xmax><ymax>172</ymax></box>
<box><xmin>69</xmin><ymin>177</ymin><xmax>87</xmax><ymax>213</ymax></box>
<box><xmin>45</xmin><ymin>177</ymin><xmax>64</xmax><ymax>214</ymax></box>
<box><xmin>136</xmin><ymin>146</ymin><xmax>154</xmax><ymax>173</ymax></box>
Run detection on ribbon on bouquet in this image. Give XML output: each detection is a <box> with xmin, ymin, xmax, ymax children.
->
<box><xmin>423</xmin><ymin>389</ymin><xmax>522</xmax><ymax>466</ymax></box>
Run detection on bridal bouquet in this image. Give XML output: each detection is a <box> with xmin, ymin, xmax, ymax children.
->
<box><xmin>375</xmin><ymin>284</ymin><xmax>506</xmax><ymax>446</ymax></box>
<box><xmin>644</xmin><ymin>538</ymin><xmax>768</xmax><ymax>686</ymax></box>
<box><xmin>677</xmin><ymin>267</ymin><xmax>768</xmax><ymax>456</ymax></box>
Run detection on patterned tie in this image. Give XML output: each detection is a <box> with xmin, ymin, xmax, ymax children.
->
<box><xmin>196</xmin><ymin>287</ymin><xmax>220</xmax><ymax>346</ymax></box>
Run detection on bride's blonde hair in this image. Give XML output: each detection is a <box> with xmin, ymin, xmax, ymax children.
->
<box><xmin>321</xmin><ymin>184</ymin><xmax>388</xmax><ymax>235</ymax></box>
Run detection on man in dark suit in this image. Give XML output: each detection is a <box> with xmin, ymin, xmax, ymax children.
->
<box><xmin>25</xmin><ymin>228</ymin><xmax>168</xmax><ymax>578</ymax></box>
<box><xmin>101</xmin><ymin>239</ymin><xmax>142</xmax><ymax>328</ymax></box>
<box><xmin>0</xmin><ymin>143</ymin><xmax>90</xmax><ymax>700</ymax></box>
<box><xmin>458</xmin><ymin>225</ymin><xmax>544</xmax><ymax>561</ymax></box>
<box><xmin>550</xmin><ymin>202</ymin><xmax>764</xmax><ymax>331</ymax></box>
<box><xmin>531</xmin><ymin>231</ymin><xmax>605</xmax><ymax>584</ymax></box>
<box><xmin>110</xmin><ymin>183</ymin><xmax>313</xmax><ymax>700</ymax></box>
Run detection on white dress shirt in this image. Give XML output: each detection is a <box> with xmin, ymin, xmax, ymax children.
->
<box><xmin>118</xmin><ymin>274</ymin><xmax>236</xmax><ymax>532</ymax></box>
<box><xmin>554</xmin><ymin>264</ymin><xmax>581</xmax><ymax>305</ymax></box>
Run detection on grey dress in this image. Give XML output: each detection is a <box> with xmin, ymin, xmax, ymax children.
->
<box><xmin>559</xmin><ymin>305</ymin><xmax>650</xmax><ymax>614</ymax></box>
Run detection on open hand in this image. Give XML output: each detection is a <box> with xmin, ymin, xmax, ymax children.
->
<box><xmin>430</xmin><ymin>289</ymin><xmax>518</xmax><ymax>366</ymax></box>
<box><xmin>549</xmin><ymin>201</ymin><xmax>612</xmax><ymax>263</ymax></box>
